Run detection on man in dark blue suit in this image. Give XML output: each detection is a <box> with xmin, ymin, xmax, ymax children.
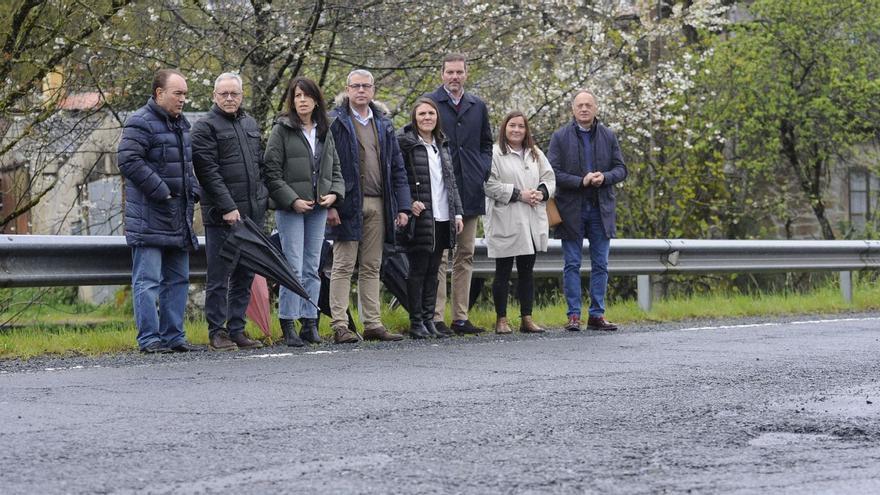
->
<box><xmin>426</xmin><ymin>53</ymin><xmax>493</xmax><ymax>335</ymax></box>
<box><xmin>548</xmin><ymin>90</ymin><xmax>628</xmax><ymax>332</ymax></box>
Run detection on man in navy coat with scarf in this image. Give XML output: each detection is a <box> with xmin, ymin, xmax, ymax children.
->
<box><xmin>548</xmin><ymin>89</ymin><xmax>627</xmax><ymax>332</ymax></box>
<box><xmin>427</xmin><ymin>53</ymin><xmax>493</xmax><ymax>335</ymax></box>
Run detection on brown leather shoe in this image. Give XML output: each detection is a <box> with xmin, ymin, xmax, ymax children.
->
<box><xmin>209</xmin><ymin>331</ymin><xmax>237</xmax><ymax>351</ymax></box>
<box><xmin>587</xmin><ymin>316</ymin><xmax>618</xmax><ymax>331</ymax></box>
<box><xmin>333</xmin><ymin>325</ymin><xmax>360</xmax><ymax>344</ymax></box>
<box><xmin>495</xmin><ymin>317</ymin><xmax>512</xmax><ymax>334</ymax></box>
<box><xmin>363</xmin><ymin>325</ymin><xmax>404</xmax><ymax>342</ymax></box>
<box><xmin>519</xmin><ymin>315</ymin><xmax>545</xmax><ymax>333</ymax></box>
<box><xmin>230</xmin><ymin>332</ymin><xmax>264</xmax><ymax>349</ymax></box>
<box><xmin>564</xmin><ymin>315</ymin><xmax>582</xmax><ymax>332</ymax></box>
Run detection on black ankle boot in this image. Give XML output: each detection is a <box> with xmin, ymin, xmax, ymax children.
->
<box><xmin>299</xmin><ymin>318</ymin><xmax>322</xmax><ymax>344</ymax></box>
<box><xmin>409</xmin><ymin>321</ymin><xmax>430</xmax><ymax>339</ymax></box>
<box><xmin>280</xmin><ymin>319</ymin><xmax>304</xmax><ymax>347</ymax></box>
<box><xmin>423</xmin><ymin>320</ymin><xmax>447</xmax><ymax>339</ymax></box>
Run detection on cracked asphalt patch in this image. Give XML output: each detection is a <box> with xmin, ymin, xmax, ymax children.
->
<box><xmin>2</xmin><ymin>313</ymin><xmax>880</xmax><ymax>493</ymax></box>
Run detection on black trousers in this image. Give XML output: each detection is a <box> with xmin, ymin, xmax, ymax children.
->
<box><xmin>492</xmin><ymin>254</ymin><xmax>536</xmax><ymax>318</ymax></box>
<box><xmin>406</xmin><ymin>221</ymin><xmax>450</xmax><ymax>324</ymax></box>
<box><xmin>204</xmin><ymin>223</ymin><xmax>257</xmax><ymax>339</ymax></box>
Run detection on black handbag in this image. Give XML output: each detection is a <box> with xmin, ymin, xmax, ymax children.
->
<box><xmin>395</xmin><ymin>212</ymin><xmax>416</xmax><ymax>244</ymax></box>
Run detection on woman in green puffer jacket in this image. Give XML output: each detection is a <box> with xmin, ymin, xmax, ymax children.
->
<box><xmin>263</xmin><ymin>77</ymin><xmax>345</xmax><ymax>347</ymax></box>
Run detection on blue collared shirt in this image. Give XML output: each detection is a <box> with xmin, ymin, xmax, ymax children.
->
<box><xmin>350</xmin><ymin>105</ymin><xmax>374</xmax><ymax>127</ymax></box>
<box><xmin>443</xmin><ymin>86</ymin><xmax>463</xmax><ymax>106</ymax></box>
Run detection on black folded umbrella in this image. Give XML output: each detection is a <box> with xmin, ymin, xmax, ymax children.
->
<box><xmin>381</xmin><ymin>243</ymin><xmax>411</xmax><ymax>312</ymax></box>
<box><xmin>221</xmin><ymin>217</ymin><xmax>317</xmax><ymax>310</ymax></box>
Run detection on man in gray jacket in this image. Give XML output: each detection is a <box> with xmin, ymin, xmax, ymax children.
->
<box><xmin>192</xmin><ymin>73</ymin><xmax>269</xmax><ymax>351</ymax></box>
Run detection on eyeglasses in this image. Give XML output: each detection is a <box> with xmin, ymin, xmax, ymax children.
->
<box><xmin>216</xmin><ymin>91</ymin><xmax>242</xmax><ymax>100</ymax></box>
<box><xmin>348</xmin><ymin>83</ymin><xmax>374</xmax><ymax>90</ymax></box>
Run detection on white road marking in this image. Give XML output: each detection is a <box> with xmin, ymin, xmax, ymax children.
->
<box><xmin>236</xmin><ymin>349</ymin><xmax>339</xmax><ymax>360</ymax></box>
<box><xmin>680</xmin><ymin>316</ymin><xmax>880</xmax><ymax>332</ymax></box>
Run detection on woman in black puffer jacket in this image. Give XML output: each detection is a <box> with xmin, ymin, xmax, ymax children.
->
<box><xmin>397</xmin><ymin>97</ymin><xmax>464</xmax><ymax>339</ymax></box>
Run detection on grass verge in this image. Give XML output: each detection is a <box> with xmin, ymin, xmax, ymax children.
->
<box><xmin>2</xmin><ymin>281</ymin><xmax>880</xmax><ymax>360</ymax></box>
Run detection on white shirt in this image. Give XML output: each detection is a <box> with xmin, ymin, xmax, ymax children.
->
<box><xmin>303</xmin><ymin>125</ymin><xmax>317</xmax><ymax>155</ymax></box>
<box><xmin>509</xmin><ymin>146</ymin><xmax>526</xmax><ymax>159</ymax></box>
<box><xmin>419</xmin><ymin>136</ymin><xmax>451</xmax><ymax>221</ymax></box>
<box><xmin>350</xmin><ymin>105</ymin><xmax>373</xmax><ymax>127</ymax></box>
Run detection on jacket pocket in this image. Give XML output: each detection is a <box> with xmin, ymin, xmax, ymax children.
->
<box><xmin>148</xmin><ymin>198</ymin><xmax>180</xmax><ymax>232</ymax></box>
<box><xmin>247</xmin><ymin>130</ymin><xmax>263</xmax><ymax>159</ymax></box>
<box><xmin>217</xmin><ymin>132</ymin><xmax>240</xmax><ymax>160</ymax></box>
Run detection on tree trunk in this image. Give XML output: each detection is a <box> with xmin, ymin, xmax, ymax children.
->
<box><xmin>779</xmin><ymin>119</ymin><xmax>836</xmax><ymax>239</ymax></box>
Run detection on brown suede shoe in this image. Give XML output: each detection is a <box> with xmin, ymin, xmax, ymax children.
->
<box><xmin>230</xmin><ymin>332</ymin><xmax>264</xmax><ymax>349</ymax></box>
<box><xmin>519</xmin><ymin>315</ymin><xmax>545</xmax><ymax>333</ymax></box>
<box><xmin>564</xmin><ymin>315</ymin><xmax>582</xmax><ymax>332</ymax></box>
<box><xmin>587</xmin><ymin>316</ymin><xmax>618</xmax><ymax>331</ymax></box>
<box><xmin>495</xmin><ymin>317</ymin><xmax>512</xmax><ymax>334</ymax></box>
<box><xmin>363</xmin><ymin>325</ymin><xmax>404</xmax><ymax>342</ymax></box>
<box><xmin>333</xmin><ymin>325</ymin><xmax>361</xmax><ymax>344</ymax></box>
<box><xmin>209</xmin><ymin>331</ymin><xmax>237</xmax><ymax>351</ymax></box>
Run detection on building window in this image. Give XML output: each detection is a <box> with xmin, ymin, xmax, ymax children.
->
<box><xmin>849</xmin><ymin>168</ymin><xmax>879</xmax><ymax>231</ymax></box>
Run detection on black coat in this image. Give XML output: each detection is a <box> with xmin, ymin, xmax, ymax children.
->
<box><xmin>191</xmin><ymin>104</ymin><xmax>268</xmax><ymax>226</ymax></box>
<box><xmin>397</xmin><ymin>124</ymin><xmax>463</xmax><ymax>253</ymax></box>
<box><xmin>426</xmin><ymin>86</ymin><xmax>493</xmax><ymax>216</ymax></box>
<box><xmin>117</xmin><ymin>98</ymin><xmax>200</xmax><ymax>249</ymax></box>
<box><xmin>547</xmin><ymin>119</ymin><xmax>628</xmax><ymax>239</ymax></box>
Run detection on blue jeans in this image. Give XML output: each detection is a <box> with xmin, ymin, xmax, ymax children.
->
<box><xmin>131</xmin><ymin>246</ymin><xmax>190</xmax><ymax>349</ymax></box>
<box><xmin>204</xmin><ymin>224</ymin><xmax>256</xmax><ymax>339</ymax></box>
<box><xmin>276</xmin><ymin>207</ymin><xmax>327</xmax><ymax>320</ymax></box>
<box><xmin>562</xmin><ymin>203</ymin><xmax>610</xmax><ymax>318</ymax></box>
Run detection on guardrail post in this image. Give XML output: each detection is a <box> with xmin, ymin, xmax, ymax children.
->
<box><xmin>840</xmin><ymin>271</ymin><xmax>853</xmax><ymax>304</ymax></box>
<box><xmin>637</xmin><ymin>274</ymin><xmax>652</xmax><ymax>312</ymax></box>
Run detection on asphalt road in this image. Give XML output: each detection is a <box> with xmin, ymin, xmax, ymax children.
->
<box><xmin>2</xmin><ymin>313</ymin><xmax>880</xmax><ymax>494</ymax></box>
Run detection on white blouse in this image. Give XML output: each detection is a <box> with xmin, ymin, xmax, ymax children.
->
<box><xmin>419</xmin><ymin>136</ymin><xmax>451</xmax><ymax>221</ymax></box>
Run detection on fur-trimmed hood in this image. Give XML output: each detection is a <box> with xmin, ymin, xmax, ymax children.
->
<box><xmin>332</xmin><ymin>94</ymin><xmax>391</xmax><ymax>117</ymax></box>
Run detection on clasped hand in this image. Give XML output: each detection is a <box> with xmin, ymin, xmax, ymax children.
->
<box><xmin>293</xmin><ymin>194</ymin><xmax>337</xmax><ymax>214</ymax></box>
<box><xmin>518</xmin><ymin>188</ymin><xmax>542</xmax><ymax>207</ymax></box>
<box><xmin>582</xmin><ymin>172</ymin><xmax>605</xmax><ymax>187</ymax></box>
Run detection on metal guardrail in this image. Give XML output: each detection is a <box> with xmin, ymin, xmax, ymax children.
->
<box><xmin>0</xmin><ymin>235</ymin><xmax>208</xmax><ymax>287</ymax></box>
<box><xmin>3</xmin><ymin>235</ymin><xmax>879</xmax><ymax>309</ymax></box>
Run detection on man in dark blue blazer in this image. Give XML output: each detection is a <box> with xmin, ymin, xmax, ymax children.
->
<box><xmin>547</xmin><ymin>90</ymin><xmax>628</xmax><ymax>332</ymax></box>
<box><xmin>426</xmin><ymin>53</ymin><xmax>493</xmax><ymax>335</ymax></box>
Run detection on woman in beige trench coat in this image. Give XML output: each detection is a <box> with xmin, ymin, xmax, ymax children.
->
<box><xmin>484</xmin><ymin>111</ymin><xmax>556</xmax><ymax>334</ymax></box>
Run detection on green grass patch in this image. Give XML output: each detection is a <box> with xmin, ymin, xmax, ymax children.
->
<box><xmin>3</xmin><ymin>280</ymin><xmax>880</xmax><ymax>360</ymax></box>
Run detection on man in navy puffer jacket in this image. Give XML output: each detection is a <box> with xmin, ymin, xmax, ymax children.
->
<box><xmin>117</xmin><ymin>69</ymin><xmax>201</xmax><ymax>353</ymax></box>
